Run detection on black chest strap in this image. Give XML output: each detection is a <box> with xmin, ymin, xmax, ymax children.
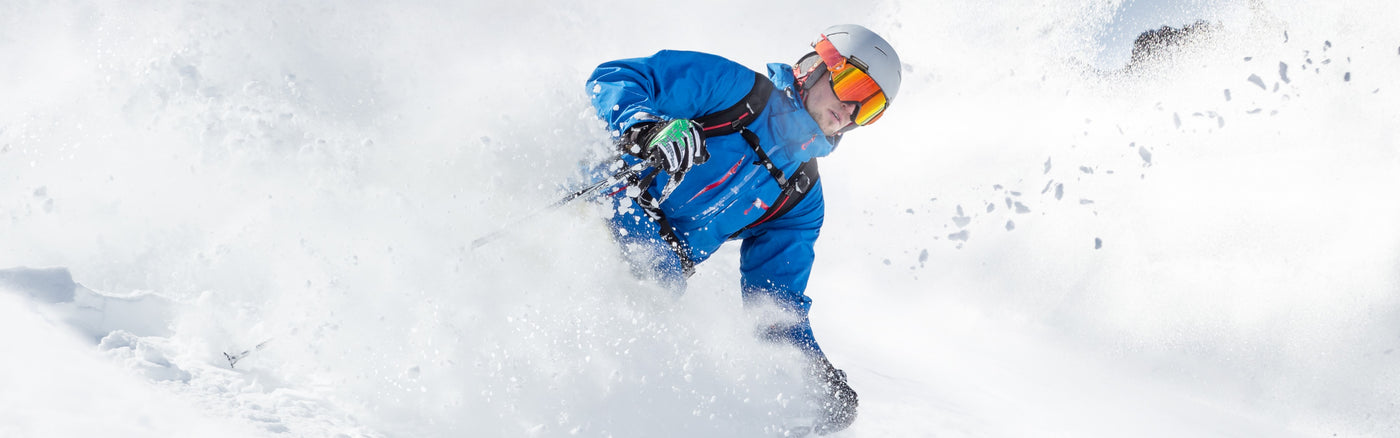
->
<box><xmin>694</xmin><ymin>72</ymin><xmax>774</xmax><ymax>138</ymax></box>
<box><xmin>727</xmin><ymin>156</ymin><xmax>818</xmax><ymax>240</ymax></box>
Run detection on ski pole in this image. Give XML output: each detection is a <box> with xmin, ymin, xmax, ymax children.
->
<box><xmin>470</xmin><ymin>162</ymin><xmax>647</xmax><ymax>250</ymax></box>
<box><xmin>223</xmin><ymin>337</ymin><xmax>273</xmax><ymax>369</ymax></box>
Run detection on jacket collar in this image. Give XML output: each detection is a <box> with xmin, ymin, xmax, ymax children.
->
<box><xmin>766</xmin><ymin>63</ymin><xmax>838</xmax><ymax>159</ymax></box>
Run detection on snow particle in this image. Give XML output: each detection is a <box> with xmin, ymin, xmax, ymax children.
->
<box><xmin>1079</xmin><ymin>166</ymin><xmax>1094</xmax><ymax>174</ymax></box>
<box><xmin>1173</xmin><ymin>113</ymin><xmax>1182</xmax><ymax>129</ymax></box>
<box><xmin>1279</xmin><ymin>62</ymin><xmax>1291</xmax><ymax>84</ymax></box>
<box><xmin>1005</xmin><ymin>220</ymin><xmax>1015</xmax><ymax>231</ymax></box>
<box><xmin>1138</xmin><ymin>146</ymin><xmax>1153</xmax><ymax>167</ymax></box>
<box><xmin>952</xmin><ymin>206</ymin><xmax>971</xmax><ymax>228</ymax></box>
<box><xmin>1043</xmin><ymin>157</ymin><xmax>1052</xmax><ymax>174</ymax></box>
<box><xmin>1094</xmin><ymin>238</ymin><xmax>1103</xmax><ymax>249</ymax></box>
<box><xmin>1054</xmin><ymin>184</ymin><xmax>1064</xmax><ymax>200</ymax></box>
<box><xmin>948</xmin><ymin>230</ymin><xmax>970</xmax><ymax>242</ymax></box>
<box><xmin>1344</xmin><ymin>72</ymin><xmax>1351</xmax><ymax>82</ymax></box>
<box><xmin>1247</xmin><ymin>74</ymin><xmax>1267</xmax><ymax>90</ymax></box>
<box><xmin>1224</xmin><ymin>89</ymin><xmax>1232</xmax><ymax>101</ymax></box>
<box><xmin>1013</xmin><ymin>202</ymin><xmax>1031</xmax><ymax>214</ymax></box>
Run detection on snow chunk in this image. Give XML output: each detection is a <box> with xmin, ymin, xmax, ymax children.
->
<box><xmin>948</xmin><ymin>230</ymin><xmax>970</xmax><ymax>242</ymax></box>
<box><xmin>0</xmin><ymin>266</ymin><xmax>75</xmax><ymax>302</ymax></box>
<box><xmin>99</xmin><ymin>330</ymin><xmax>192</xmax><ymax>383</ymax></box>
<box><xmin>952</xmin><ymin>205</ymin><xmax>971</xmax><ymax>228</ymax></box>
<box><xmin>1247</xmin><ymin>74</ymin><xmax>1267</xmax><ymax>90</ymax></box>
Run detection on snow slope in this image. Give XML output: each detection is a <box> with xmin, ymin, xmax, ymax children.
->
<box><xmin>2</xmin><ymin>0</ymin><xmax>1398</xmax><ymax>437</ymax></box>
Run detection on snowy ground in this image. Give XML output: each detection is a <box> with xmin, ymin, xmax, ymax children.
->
<box><xmin>3</xmin><ymin>1</ymin><xmax>1398</xmax><ymax>437</ymax></box>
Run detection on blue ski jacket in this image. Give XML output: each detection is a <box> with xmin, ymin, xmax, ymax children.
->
<box><xmin>587</xmin><ymin>50</ymin><xmax>837</xmax><ymax>353</ymax></box>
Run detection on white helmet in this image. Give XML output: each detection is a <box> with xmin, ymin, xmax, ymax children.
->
<box><xmin>798</xmin><ymin>24</ymin><xmax>903</xmax><ymax>104</ymax></box>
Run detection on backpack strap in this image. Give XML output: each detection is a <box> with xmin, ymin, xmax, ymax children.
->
<box><xmin>693</xmin><ymin>72</ymin><xmax>774</xmax><ymax>138</ymax></box>
<box><xmin>728</xmin><ymin>155</ymin><xmax>819</xmax><ymax>239</ymax></box>
<box><xmin>700</xmin><ymin>73</ymin><xmax>818</xmax><ymax>237</ymax></box>
<box><xmin>632</xmin><ymin>180</ymin><xmax>697</xmax><ymax>277</ymax></box>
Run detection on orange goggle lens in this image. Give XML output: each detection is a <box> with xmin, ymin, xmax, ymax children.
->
<box><xmin>814</xmin><ymin>35</ymin><xmax>889</xmax><ymax>126</ymax></box>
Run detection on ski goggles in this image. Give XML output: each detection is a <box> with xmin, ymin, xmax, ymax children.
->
<box><xmin>813</xmin><ymin>35</ymin><xmax>890</xmax><ymax>126</ymax></box>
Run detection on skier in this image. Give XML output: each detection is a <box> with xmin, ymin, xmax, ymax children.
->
<box><xmin>585</xmin><ymin>24</ymin><xmax>901</xmax><ymax>434</ymax></box>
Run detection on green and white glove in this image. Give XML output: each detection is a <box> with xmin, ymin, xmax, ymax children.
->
<box><xmin>623</xmin><ymin>119</ymin><xmax>710</xmax><ymax>176</ymax></box>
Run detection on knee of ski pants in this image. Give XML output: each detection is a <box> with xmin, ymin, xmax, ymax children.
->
<box><xmin>605</xmin><ymin>194</ymin><xmax>687</xmax><ymax>293</ymax></box>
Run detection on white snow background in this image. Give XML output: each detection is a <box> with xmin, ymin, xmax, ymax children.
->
<box><xmin>3</xmin><ymin>0</ymin><xmax>1398</xmax><ymax>437</ymax></box>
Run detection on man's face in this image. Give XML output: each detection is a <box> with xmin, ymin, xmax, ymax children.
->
<box><xmin>803</xmin><ymin>71</ymin><xmax>858</xmax><ymax>137</ymax></box>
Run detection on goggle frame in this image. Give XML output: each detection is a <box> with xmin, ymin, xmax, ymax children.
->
<box><xmin>813</xmin><ymin>35</ymin><xmax>889</xmax><ymax>126</ymax></box>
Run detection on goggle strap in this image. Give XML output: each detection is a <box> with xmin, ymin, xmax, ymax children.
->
<box><xmin>813</xmin><ymin>35</ymin><xmax>849</xmax><ymax>71</ymax></box>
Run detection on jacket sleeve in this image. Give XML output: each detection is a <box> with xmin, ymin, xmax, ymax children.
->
<box><xmin>587</xmin><ymin>50</ymin><xmax>757</xmax><ymax>137</ymax></box>
<box><xmin>738</xmin><ymin>183</ymin><xmax>826</xmax><ymax>353</ymax></box>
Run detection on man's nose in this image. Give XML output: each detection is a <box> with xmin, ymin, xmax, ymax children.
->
<box><xmin>842</xmin><ymin>101</ymin><xmax>858</xmax><ymax>121</ymax></box>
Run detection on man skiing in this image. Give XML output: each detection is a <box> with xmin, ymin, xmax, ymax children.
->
<box><xmin>585</xmin><ymin>24</ymin><xmax>901</xmax><ymax>433</ymax></box>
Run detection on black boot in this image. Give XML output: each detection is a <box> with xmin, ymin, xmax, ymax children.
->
<box><xmin>809</xmin><ymin>355</ymin><xmax>858</xmax><ymax>434</ymax></box>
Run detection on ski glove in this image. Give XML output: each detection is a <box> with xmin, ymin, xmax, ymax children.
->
<box><xmin>621</xmin><ymin>119</ymin><xmax>709</xmax><ymax>201</ymax></box>
<box><xmin>624</xmin><ymin>119</ymin><xmax>709</xmax><ymax>174</ymax></box>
